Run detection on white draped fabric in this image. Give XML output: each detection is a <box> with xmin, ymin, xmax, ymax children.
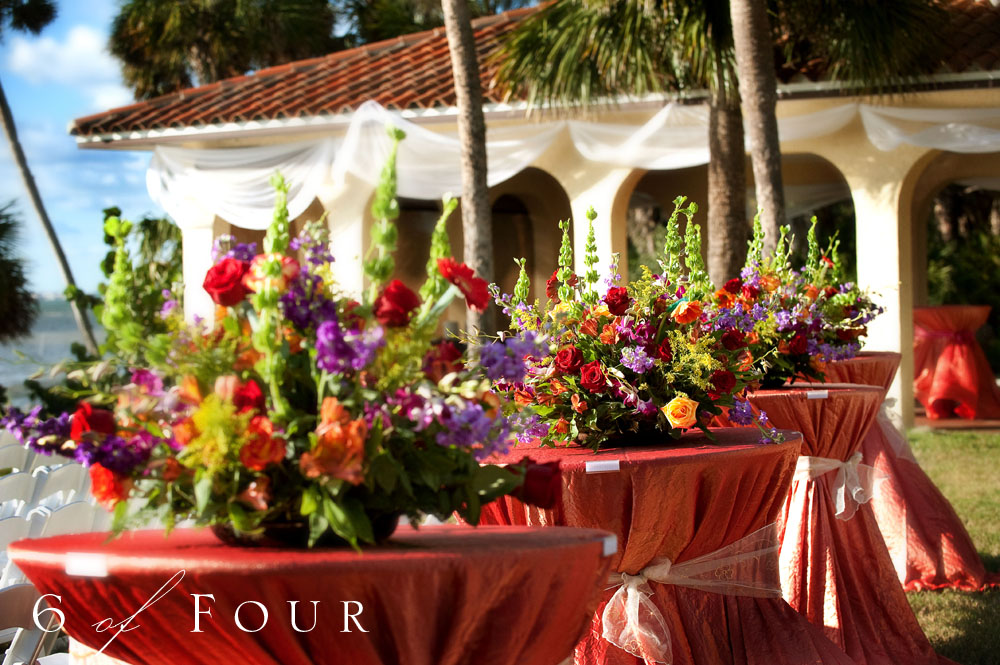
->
<box><xmin>793</xmin><ymin>451</ymin><xmax>885</xmax><ymax>521</ymax></box>
<box><xmin>145</xmin><ymin>100</ymin><xmax>1000</xmax><ymax>229</ymax></box>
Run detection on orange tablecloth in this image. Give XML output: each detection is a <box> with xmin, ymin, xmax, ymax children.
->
<box><xmin>825</xmin><ymin>352</ymin><xmax>997</xmax><ymax>591</ymax></box>
<box><xmin>480</xmin><ymin>429</ymin><xmax>858</xmax><ymax>665</ymax></box>
<box><xmin>747</xmin><ymin>385</ymin><xmax>951</xmax><ymax>665</ymax></box>
<box><xmin>914</xmin><ymin>305</ymin><xmax>1000</xmax><ymax>419</ymax></box>
<box><xmin>10</xmin><ymin>525</ymin><xmax>614</xmax><ymax>665</ymax></box>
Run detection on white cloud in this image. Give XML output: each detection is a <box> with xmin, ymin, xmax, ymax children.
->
<box><xmin>7</xmin><ymin>25</ymin><xmax>132</xmax><ymax>111</ymax></box>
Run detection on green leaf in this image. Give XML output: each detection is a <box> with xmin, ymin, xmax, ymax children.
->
<box><xmin>342</xmin><ymin>498</ymin><xmax>375</xmax><ymax>544</ymax></box>
<box><xmin>194</xmin><ymin>471</ymin><xmax>212</xmax><ymax>516</ymax></box>
<box><xmin>464</xmin><ymin>486</ymin><xmax>481</xmax><ymax>525</ymax></box>
<box><xmin>322</xmin><ymin>495</ymin><xmax>358</xmax><ymax>547</ymax></box>
<box><xmin>300</xmin><ymin>485</ymin><xmax>320</xmax><ymax>516</ymax></box>
<box><xmin>370</xmin><ymin>454</ymin><xmax>398</xmax><ymax>494</ymax></box>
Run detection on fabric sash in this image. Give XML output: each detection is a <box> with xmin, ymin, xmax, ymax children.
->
<box><xmin>601</xmin><ymin>523</ymin><xmax>781</xmax><ymax>664</ymax></box>
<box><xmin>793</xmin><ymin>451</ymin><xmax>884</xmax><ymax>520</ymax></box>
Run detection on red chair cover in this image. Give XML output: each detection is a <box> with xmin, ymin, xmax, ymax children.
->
<box><xmin>10</xmin><ymin>525</ymin><xmax>614</xmax><ymax>665</ymax></box>
<box><xmin>914</xmin><ymin>305</ymin><xmax>1000</xmax><ymax>419</ymax></box>
<box><xmin>748</xmin><ymin>385</ymin><xmax>952</xmax><ymax>665</ymax></box>
<box><xmin>480</xmin><ymin>429</ymin><xmax>859</xmax><ymax>665</ymax></box>
<box><xmin>824</xmin><ymin>352</ymin><xmax>998</xmax><ymax>592</ymax></box>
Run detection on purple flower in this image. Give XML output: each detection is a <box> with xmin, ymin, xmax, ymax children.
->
<box><xmin>729</xmin><ymin>399</ymin><xmax>755</xmax><ymax>426</ymax></box>
<box><xmin>131</xmin><ymin>369</ymin><xmax>163</xmax><ymax>395</ymax></box>
<box><xmin>478</xmin><ymin>332</ymin><xmax>538</xmax><ymax>383</ymax></box>
<box><xmin>436</xmin><ymin>402</ymin><xmax>512</xmax><ymax>460</ymax></box>
<box><xmin>636</xmin><ymin>399</ymin><xmax>657</xmax><ymax>417</ymax></box>
<box><xmin>315</xmin><ymin>318</ymin><xmax>385</xmax><ymax>374</ymax></box>
<box><xmin>211</xmin><ymin>235</ymin><xmax>258</xmax><ymax>263</ymax></box>
<box><xmin>621</xmin><ymin>347</ymin><xmax>654</xmax><ymax>374</ymax></box>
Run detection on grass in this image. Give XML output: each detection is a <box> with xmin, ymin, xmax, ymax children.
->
<box><xmin>905</xmin><ymin>429</ymin><xmax>1000</xmax><ymax>665</ymax></box>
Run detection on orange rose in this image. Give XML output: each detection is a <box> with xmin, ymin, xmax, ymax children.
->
<box><xmin>760</xmin><ymin>274</ymin><xmax>781</xmax><ymax>292</ymax></box>
<box><xmin>662</xmin><ymin>395</ymin><xmax>699</xmax><ymax>429</ymax></box>
<box><xmin>89</xmin><ymin>463</ymin><xmax>132</xmax><ymax>510</ymax></box>
<box><xmin>171</xmin><ymin>417</ymin><xmax>198</xmax><ymax>447</ymax></box>
<box><xmin>178</xmin><ymin>375</ymin><xmax>203</xmax><ymax>404</ymax></box>
<box><xmin>672</xmin><ymin>301</ymin><xmax>703</xmax><ymax>325</ymax></box>
<box><xmin>804</xmin><ymin>285</ymin><xmax>820</xmax><ymax>302</ymax></box>
<box><xmin>239</xmin><ymin>416</ymin><xmax>286</xmax><ymax>471</ymax></box>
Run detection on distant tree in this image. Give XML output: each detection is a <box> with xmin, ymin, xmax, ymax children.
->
<box><xmin>341</xmin><ymin>0</ymin><xmax>530</xmax><ymax>47</ymax></box>
<box><xmin>109</xmin><ymin>0</ymin><xmax>339</xmax><ymax>99</ymax></box>
<box><xmin>496</xmin><ymin>0</ymin><xmax>946</xmax><ymax>284</ymax></box>
<box><xmin>0</xmin><ymin>0</ymin><xmax>100</xmax><ymax>355</ymax></box>
<box><xmin>0</xmin><ymin>202</ymin><xmax>37</xmax><ymax>343</ymax></box>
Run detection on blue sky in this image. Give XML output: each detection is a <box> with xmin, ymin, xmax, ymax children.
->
<box><xmin>0</xmin><ymin>0</ymin><xmax>160</xmax><ymax>296</ymax></box>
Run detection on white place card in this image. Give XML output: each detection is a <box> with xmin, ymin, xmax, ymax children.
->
<box><xmin>65</xmin><ymin>553</ymin><xmax>108</xmax><ymax>578</ymax></box>
<box><xmin>585</xmin><ymin>460</ymin><xmax>620</xmax><ymax>474</ymax></box>
<box><xmin>602</xmin><ymin>534</ymin><xmax>619</xmax><ymax>557</ymax></box>
<box><xmin>806</xmin><ymin>390</ymin><xmax>829</xmax><ymax>400</ymax></box>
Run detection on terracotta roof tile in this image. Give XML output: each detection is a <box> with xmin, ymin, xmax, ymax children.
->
<box><xmin>72</xmin><ymin>1</ymin><xmax>1000</xmax><ymax>139</ymax></box>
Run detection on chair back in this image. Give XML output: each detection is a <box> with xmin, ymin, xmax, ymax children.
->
<box><xmin>0</xmin><ymin>473</ymin><xmax>35</xmax><ymax>519</ymax></box>
<box><xmin>0</xmin><ymin>516</ymin><xmax>30</xmax><ymax>587</ymax></box>
<box><xmin>39</xmin><ymin>502</ymin><xmax>96</xmax><ymax>538</ymax></box>
<box><xmin>0</xmin><ymin>445</ymin><xmax>30</xmax><ymax>473</ymax></box>
<box><xmin>0</xmin><ymin>584</ymin><xmax>61</xmax><ymax>665</ymax></box>
<box><xmin>32</xmin><ymin>464</ymin><xmax>89</xmax><ymax>508</ymax></box>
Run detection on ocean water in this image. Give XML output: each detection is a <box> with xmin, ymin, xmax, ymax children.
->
<box><xmin>0</xmin><ymin>298</ymin><xmax>106</xmax><ymax>406</ymax></box>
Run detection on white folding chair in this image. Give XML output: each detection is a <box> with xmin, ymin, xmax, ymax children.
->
<box><xmin>0</xmin><ymin>474</ymin><xmax>35</xmax><ymax>519</ymax></box>
<box><xmin>0</xmin><ymin>584</ymin><xmax>67</xmax><ymax>665</ymax></box>
<box><xmin>0</xmin><ymin>446</ymin><xmax>30</xmax><ymax>474</ymax></box>
<box><xmin>31</xmin><ymin>466</ymin><xmax>88</xmax><ymax>511</ymax></box>
<box><xmin>0</xmin><ymin>516</ymin><xmax>30</xmax><ymax>588</ymax></box>
<box><xmin>38</xmin><ymin>503</ymin><xmax>96</xmax><ymax>538</ymax></box>
<box><xmin>27</xmin><ymin>454</ymin><xmax>74</xmax><ymax>474</ymax></box>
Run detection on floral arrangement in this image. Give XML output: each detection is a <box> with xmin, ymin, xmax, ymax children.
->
<box><xmin>490</xmin><ymin>198</ymin><xmax>779</xmax><ymax>451</ymax></box>
<box><xmin>2</xmin><ymin>130</ymin><xmax>548</xmax><ymax>547</ymax></box>
<box><xmin>707</xmin><ymin>216</ymin><xmax>883</xmax><ymax>387</ymax></box>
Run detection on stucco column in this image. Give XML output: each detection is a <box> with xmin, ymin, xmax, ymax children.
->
<box><xmin>806</xmin><ymin>138</ymin><xmax>931</xmax><ymax>430</ymax></box>
<box><xmin>178</xmin><ymin>209</ymin><xmax>218</xmax><ymax>324</ymax></box>
<box><xmin>318</xmin><ymin>172</ymin><xmax>375</xmax><ymax>297</ymax></box>
<box><xmin>561</xmin><ymin>167</ymin><xmax>636</xmax><ymax>283</ymax></box>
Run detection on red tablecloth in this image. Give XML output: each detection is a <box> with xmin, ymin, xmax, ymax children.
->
<box><xmin>747</xmin><ymin>385</ymin><xmax>951</xmax><ymax>665</ymax></box>
<box><xmin>824</xmin><ymin>352</ymin><xmax>997</xmax><ymax>591</ymax></box>
<box><xmin>914</xmin><ymin>305</ymin><xmax>1000</xmax><ymax>419</ymax></box>
<box><xmin>480</xmin><ymin>429</ymin><xmax>858</xmax><ymax>665</ymax></box>
<box><xmin>10</xmin><ymin>525</ymin><xmax>614</xmax><ymax>665</ymax></box>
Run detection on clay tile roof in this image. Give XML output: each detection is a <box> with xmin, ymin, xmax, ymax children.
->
<box><xmin>72</xmin><ymin>1</ymin><xmax>1000</xmax><ymax>140</ymax></box>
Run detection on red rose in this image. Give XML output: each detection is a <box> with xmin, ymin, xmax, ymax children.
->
<box><xmin>710</xmin><ymin>369</ymin><xmax>737</xmax><ymax>395</ymax></box>
<box><xmin>654</xmin><ymin>338</ymin><xmax>673</xmax><ymax>362</ymax></box>
<box><xmin>89</xmin><ymin>463</ymin><xmax>131</xmax><ymax>510</ymax></box>
<box><xmin>423</xmin><ymin>340</ymin><xmax>464</xmax><ymax>382</ymax></box>
<box><xmin>555</xmin><ymin>345</ymin><xmax>584</xmax><ymax>373</ymax></box>
<box><xmin>741</xmin><ymin>284</ymin><xmax>760</xmax><ymax>300</ymax></box>
<box><xmin>437</xmin><ymin>258</ymin><xmax>490</xmax><ymax>312</ymax></box>
<box><xmin>721</xmin><ymin>330</ymin><xmax>747</xmax><ymax>350</ymax></box>
<box><xmin>373</xmin><ymin>279</ymin><xmax>421</xmax><ymax>327</ymax></box>
<box><xmin>789</xmin><ymin>334</ymin><xmax>809</xmax><ymax>355</ymax></box>
<box><xmin>604</xmin><ymin>286</ymin><xmax>631</xmax><ymax>316</ymax></box>
<box><xmin>579</xmin><ymin>361</ymin><xmax>606</xmax><ymax>393</ymax></box>
<box><xmin>836</xmin><ymin>327</ymin><xmax>866</xmax><ymax>341</ymax></box>
<box><xmin>513</xmin><ymin>457</ymin><xmax>561</xmax><ymax>509</ymax></box>
<box><xmin>824</xmin><ymin>286</ymin><xmax>838</xmax><ymax>299</ymax></box>
<box><xmin>203</xmin><ymin>258</ymin><xmax>250</xmax><ymax>307</ymax></box>
<box><xmin>239</xmin><ymin>416</ymin><xmax>286</xmax><ymax>471</ymax></box>
<box><xmin>70</xmin><ymin>402</ymin><xmax>116</xmax><ymax>442</ymax></box>
<box><xmin>724</xmin><ymin>278</ymin><xmax>742</xmax><ymax>295</ymax></box>
<box><xmin>233</xmin><ymin>379</ymin><xmax>265</xmax><ymax>413</ymax></box>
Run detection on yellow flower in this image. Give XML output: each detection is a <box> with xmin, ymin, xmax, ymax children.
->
<box><xmin>589</xmin><ymin>303</ymin><xmax>611</xmax><ymax>319</ymax></box>
<box><xmin>549</xmin><ymin>302</ymin><xmax>573</xmax><ymax>319</ymax></box>
<box><xmin>662</xmin><ymin>395</ymin><xmax>699</xmax><ymax>429</ymax></box>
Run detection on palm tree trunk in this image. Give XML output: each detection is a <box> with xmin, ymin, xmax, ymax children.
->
<box><xmin>441</xmin><ymin>0</ymin><xmax>494</xmax><ymax>334</ymax></box>
<box><xmin>0</xmin><ymin>77</ymin><xmax>100</xmax><ymax>356</ymax></box>
<box><xmin>707</xmin><ymin>84</ymin><xmax>748</xmax><ymax>286</ymax></box>
<box><xmin>730</xmin><ymin>0</ymin><xmax>785</xmax><ymax>252</ymax></box>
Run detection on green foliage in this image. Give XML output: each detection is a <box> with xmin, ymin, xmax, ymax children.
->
<box><xmin>557</xmin><ymin>217</ymin><xmax>574</xmax><ymax>302</ymax></box>
<box><xmin>0</xmin><ymin>202</ymin><xmax>37</xmax><ymax>343</ymax></box>
<box><xmin>682</xmin><ymin>216</ymin><xmax>710</xmax><ymax>296</ymax></box>
<box><xmin>364</xmin><ymin>126</ymin><xmax>405</xmax><ymax>300</ymax></box>
<box><xmin>659</xmin><ymin>196</ymin><xmax>690</xmax><ymax>284</ymax></box>
<box><xmin>109</xmin><ymin>0</ymin><xmax>339</xmax><ymax>99</ymax></box>
<box><xmin>419</xmin><ymin>196</ymin><xmax>458</xmax><ymax>302</ymax></box>
<box><xmin>512</xmin><ymin>257</ymin><xmax>530</xmax><ymax>305</ymax></box>
<box><xmin>582</xmin><ymin>207</ymin><xmax>600</xmax><ymax>304</ymax></box>
<box><xmin>0</xmin><ymin>0</ymin><xmax>56</xmax><ymax>36</ymax></box>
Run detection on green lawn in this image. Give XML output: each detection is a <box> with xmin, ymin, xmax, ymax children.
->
<box><xmin>906</xmin><ymin>429</ymin><xmax>1000</xmax><ymax>665</ymax></box>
